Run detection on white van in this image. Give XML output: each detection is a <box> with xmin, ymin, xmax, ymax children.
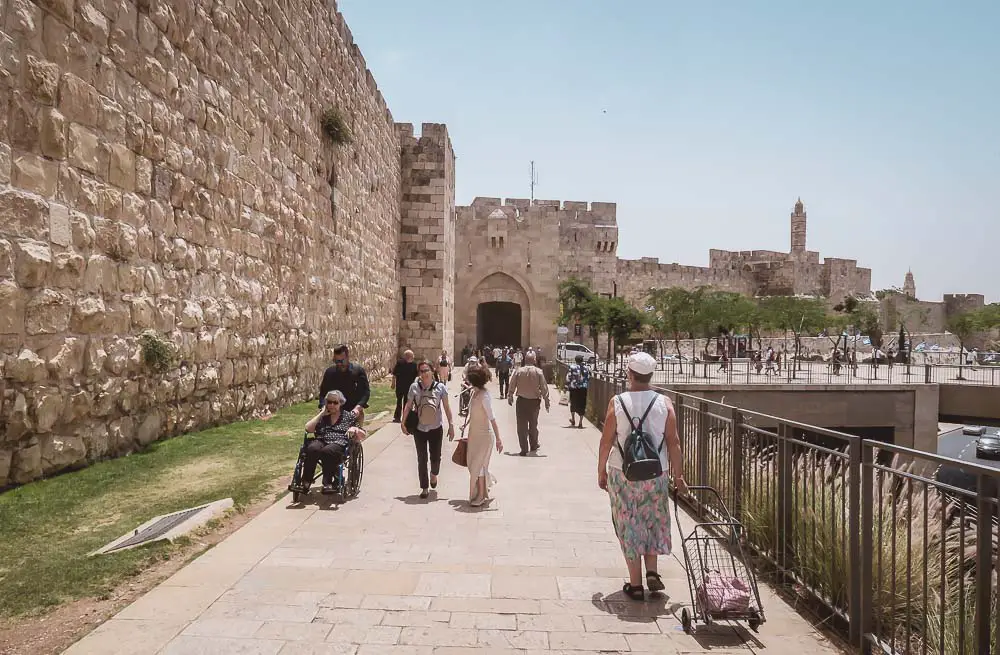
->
<box><xmin>557</xmin><ymin>342</ymin><xmax>598</xmax><ymax>365</ymax></box>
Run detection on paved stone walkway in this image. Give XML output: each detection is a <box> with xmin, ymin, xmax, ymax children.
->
<box><xmin>66</xmin><ymin>376</ymin><xmax>845</xmax><ymax>654</ymax></box>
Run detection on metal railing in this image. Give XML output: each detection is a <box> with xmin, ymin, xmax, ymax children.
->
<box><xmin>580</xmin><ymin>367</ymin><xmax>1000</xmax><ymax>654</ymax></box>
<box><xmin>574</xmin><ymin>357</ymin><xmax>1000</xmax><ymax>387</ymax></box>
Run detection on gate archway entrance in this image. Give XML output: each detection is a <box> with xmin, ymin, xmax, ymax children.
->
<box><xmin>459</xmin><ymin>272</ymin><xmax>532</xmax><ymax>352</ymax></box>
<box><xmin>477</xmin><ymin>302</ymin><xmax>522</xmax><ymax>348</ymax></box>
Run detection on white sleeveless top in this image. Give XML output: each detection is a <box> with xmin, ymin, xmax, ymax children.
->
<box><xmin>608</xmin><ymin>390</ymin><xmax>670</xmax><ymax>471</ymax></box>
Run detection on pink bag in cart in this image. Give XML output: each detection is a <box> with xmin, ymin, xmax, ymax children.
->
<box><xmin>696</xmin><ymin>570</ymin><xmax>751</xmax><ymax>614</ymax></box>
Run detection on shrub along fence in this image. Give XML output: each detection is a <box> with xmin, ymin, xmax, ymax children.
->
<box><xmin>574</xmin><ymin>363</ymin><xmax>999</xmax><ymax>655</ymax></box>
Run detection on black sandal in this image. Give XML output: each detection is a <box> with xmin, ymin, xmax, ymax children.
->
<box><xmin>622</xmin><ymin>583</ymin><xmax>645</xmax><ymax>600</ymax></box>
<box><xmin>646</xmin><ymin>571</ymin><xmax>665</xmax><ymax>592</ymax></box>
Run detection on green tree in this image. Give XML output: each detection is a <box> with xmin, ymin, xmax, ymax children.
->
<box><xmin>557</xmin><ymin>277</ymin><xmax>595</xmax><ymax>326</ymax></box>
<box><xmin>646</xmin><ymin>287</ymin><xmax>706</xmax><ymax>358</ymax></box>
<box><xmin>698</xmin><ymin>290</ymin><xmax>759</xmax><ymax>358</ymax></box>
<box><xmin>947</xmin><ymin>311</ymin><xmax>981</xmax><ymax>380</ymax></box>
<box><xmin>757</xmin><ymin>296</ymin><xmax>830</xmax><ymax>376</ymax></box>
<box><xmin>833</xmin><ymin>295</ymin><xmax>883</xmax><ymax>367</ymax></box>
<box><xmin>603</xmin><ymin>297</ymin><xmax>646</xmax><ymax>364</ymax></box>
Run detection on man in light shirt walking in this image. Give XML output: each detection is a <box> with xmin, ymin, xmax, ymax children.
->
<box><xmin>507</xmin><ymin>351</ymin><xmax>550</xmax><ymax>456</ymax></box>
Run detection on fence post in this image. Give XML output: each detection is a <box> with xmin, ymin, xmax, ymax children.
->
<box><xmin>729</xmin><ymin>405</ymin><xmax>743</xmax><ymax>522</ymax></box>
<box><xmin>860</xmin><ymin>444</ymin><xmax>875</xmax><ymax>654</ymax></box>
<box><xmin>975</xmin><ymin>474</ymin><xmax>995</xmax><ymax>654</ymax></box>
<box><xmin>848</xmin><ymin>435</ymin><xmax>862</xmax><ymax>648</ymax></box>
<box><xmin>696</xmin><ymin>401</ymin><xmax>709</xmax><ymax>490</ymax></box>
<box><xmin>924</xmin><ymin>364</ymin><xmax>931</xmax><ymax>384</ymax></box>
<box><xmin>776</xmin><ymin>423</ymin><xmax>792</xmax><ymax>576</ymax></box>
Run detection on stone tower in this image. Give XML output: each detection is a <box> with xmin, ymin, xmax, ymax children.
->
<box><xmin>790</xmin><ymin>197</ymin><xmax>807</xmax><ymax>253</ymax></box>
<box><xmin>397</xmin><ymin>124</ymin><xmax>457</xmax><ymax>360</ymax></box>
<box><xmin>903</xmin><ymin>269</ymin><xmax>916</xmax><ymax>299</ymax></box>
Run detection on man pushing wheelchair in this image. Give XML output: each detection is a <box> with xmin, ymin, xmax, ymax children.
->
<box><xmin>288</xmin><ymin>345</ymin><xmax>370</xmax><ymax>498</ymax></box>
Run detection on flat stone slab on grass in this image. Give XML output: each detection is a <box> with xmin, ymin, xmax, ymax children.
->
<box><xmin>65</xmin><ymin>376</ymin><xmax>845</xmax><ymax>654</ymax></box>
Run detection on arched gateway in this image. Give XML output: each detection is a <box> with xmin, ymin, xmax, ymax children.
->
<box><xmin>460</xmin><ymin>272</ymin><xmax>531</xmax><ymax>350</ymax></box>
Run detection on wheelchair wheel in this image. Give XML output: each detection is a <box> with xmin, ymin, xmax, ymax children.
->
<box><xmin>346</xmin><ymin>443</ymin><xmax>364</xmax><ymax>498</ymax></box>
<box><xmin>289</xmin><ymin>450</ymin><xmax>307</xmax><ymax>502</ymax></box>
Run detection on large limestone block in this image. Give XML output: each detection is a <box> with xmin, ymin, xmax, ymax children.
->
<box><xmin>5</xmin><ymin>393</ymin><xmax>33</xmax><ymax>442</ymax></box>
<box><xmin>12</xmin><ymin>152</ymin><xmax>58</xmax><ymax>197</ymax></box>
<box><xmin>9</xmin><ymin>91</ymin><xmax>40</xmax><ymax>152</ymax></box>
<box><xmin>107</xmin><ymin>143</ymin><xmax>135</xmax><ymax>191</ymax></box>
<box><xmin>1</xmin><ymin>189</ymin><xmax>49</xmax><ymax>241</ymax></box>
<box><xmin>0</xmin><ymin>240</ymin><xmax>12</xmax><ymax>277</ymax></box>
<box><xmin>40</xmin><ymin>434</ymin><xmax>87</xmax><ymax>474</ymax></box>
<box><xmin>67</xmin><ymin>123</ymin><xmax>102</xmax><ymax>175</ymax></box>
<box><xmin>0</xmin><ymin>280</ymin><xmax>25</xmax><ymax>334</ymax></box>
<box><xmin>129</xmin><ymin>295</ymin><xmax>156</xmax><ymax>329</ymax></box>
<box><xmin>33</xmin><ymin>387</ymin><xmax>63</xmax><ymax>432</ymax></box>
<box><xmin>48</xmin><ymin>202</ymin><xmax>72</xmax><ymax>246</ymax></box>
<box><xmin>71</xmin><ymin>295</ymin><xmax>106</xmax><ymax>333</ymax></box>
<box><xmin>10</xmin><ymin>443</ymin><xmax>41</xmax><ymax>485</ymax></box>
<box><xmin>82</xmin><ymin>253</ymin><xmax>116</xmax><ymax>293</ymax></box>
<box><xmin>0</xmin><ymin>143</ymin><xmax>10</xmax><ymax>185</ymax></box>
<box><xmin>24</xmin><ymin>54</ymin><xmax>59</xmax><ymax>105</ymax></box>
<box><xmin>14</xmin><ymin>239</ymin><xmax>51</xmax><ymax>288</ymax></box>
<box><xmin>44</xmin><ymin>336</ymin><xmax>84</xmax><ymax>378</ymax></box>
<box><xmin>59</xmin><ymin>73</ymin><xmax>101</xmax><ymax>127</ymax></box>
<box><xmin>39</xmin><ymin>108</ymin><xmax>68</xmax><ymax>159</ymax></box>
<box><xmin>83</xmin><ymin>337</ymin><xmax>106</xmax><ymax>375</ymax></box>
<box><xmin>50</xmin><ymin>249</ymin><xmax>86</xmax><ymax>288</ymax></box>
<box><xmin>0</xmin><ymin>450</ymin><xmax>11</xmax><ymax>486</ymax></box>
<box><xmin>8</xmin><ymin>348</ymin><xmax>47</xmax><ymax>383</ymax></box>
<box><xmin>178</xmin><ymin>299</ymin><xmax>203</xmax><ymax>328</ymax></box>
<box><xmin>25</xmin><ymin>288</ymin><xmax>71</xmax><ymax>335</ymax></box>
<box><xmin>135</xmin><ymin>411</ymin><xmax>161</xmax><ymax>447</ymax></box>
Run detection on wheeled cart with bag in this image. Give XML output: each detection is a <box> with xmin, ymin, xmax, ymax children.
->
<box><xmin>674</xmin><ymin>485</ymin><xmax>765</xmax><ymax>633</ymax></box>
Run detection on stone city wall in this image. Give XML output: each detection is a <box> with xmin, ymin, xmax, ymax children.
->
<box><xmin>616</xmin><ymin>257</ymin><xmax>755</xmax><ymax>303</ymax></box>
<box><xmin>397</xmin><ymin>123</ymin><xmax>455</xmax><ymax>362</ymax></box>
<box><xmin>0</xmin><ymin>0</ymin><xmax>404</xmax><ymax>486</ymax></box>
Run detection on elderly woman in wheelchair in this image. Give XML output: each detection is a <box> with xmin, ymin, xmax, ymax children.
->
<box><xmin>290</xmin><ymin>390</ymin><xmax>366</xmax><ymax>499</ymax></box>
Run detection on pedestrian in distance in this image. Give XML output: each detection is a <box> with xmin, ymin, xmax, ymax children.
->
<box><xmin>391</xmin><ymin>349</ymin><xmax>418</xmax><ymax>423</ymax></box>
<box><xmin>565</xmin><ymin>354</ymin><xmax>591</xmax><ymax>428</ymax></box>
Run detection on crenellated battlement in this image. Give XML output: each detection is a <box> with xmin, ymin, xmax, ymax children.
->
<box><xmin>465</xmin><ymin>198</ymin><xmax>617</xmax><ymax>218</ymax></box>
<box><xmin>330</xmin><ymin>3</ymin><xmax>394</xmax><ymax>125</ymax></box>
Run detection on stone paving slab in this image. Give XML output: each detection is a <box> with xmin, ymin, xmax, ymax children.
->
<box><xmin>65</xmin><ymin>375</ymin><xmax>846</xmax><ymax>654</ymax></box>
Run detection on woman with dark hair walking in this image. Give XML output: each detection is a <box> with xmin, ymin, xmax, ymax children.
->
<box><xmin>401</xmin><ymin>360</ymin><xmax>455</xmax><ymax>499</ymax></box>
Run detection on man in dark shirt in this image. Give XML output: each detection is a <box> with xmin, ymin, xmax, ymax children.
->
<box><xmin>391</xmin><ymin>349</ymin><xmax>418</xmax><ymax>423</ymax></box>
<box><xmin>319</xmin><ymin>344</ymin><xmax>371</xmax><ymax>424</ymax></box>
<box><xmin>495</xmin><ymin>349</ymin><xmax>513</xmax><ymax>399</ymax></box>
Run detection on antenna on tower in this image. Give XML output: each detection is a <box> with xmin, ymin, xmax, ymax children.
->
<box><xmin>530</xmin><ymin>161</ymin><xmax>538</xmax><ymax>203</ymax></box>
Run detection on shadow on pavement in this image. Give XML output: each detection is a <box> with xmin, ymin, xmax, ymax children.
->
<box><xmin>447</xmin><ymin>499</ymin><xmax>498</xmax><ymax>513</ymax></box>
<box><xmin>393</xmin><ymin>492</ymin><xmax>445</xmax><ymax>505</ymax></box>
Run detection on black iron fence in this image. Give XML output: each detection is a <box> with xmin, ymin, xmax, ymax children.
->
<box><xmin>571</xmin><ymin>356</ymin><xmax>1000</xmax><ymax>387</ymax></box>
<box><xmin>578</xmin><ymin>366</ymin><xmax>1000</xmax><ymax>655</ymax></box>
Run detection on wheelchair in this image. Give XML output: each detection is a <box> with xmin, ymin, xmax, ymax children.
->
<box><xmin>457</xmin><ymin>384</ymin><xmax>473</xmax><ymax>417</ymax></box>
<box><xmin>288</xmin><ymin>433</ymin><xmax>364</xmax><ymax>503</ymax></box>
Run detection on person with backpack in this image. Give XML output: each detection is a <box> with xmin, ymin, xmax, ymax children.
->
<box><xmin>566</xmin><ymin>353</ymin><xmax>590</xmax><ymax>428</ymax></box>
<box><xmin>597</xmin><ymin>352</ymin><xmax>688</xmax><ymax>601</ymax></box>
<box><xmin>401</xmin><ymin>359</ymin><xmax>456</xmax><ymax>499</ymax></box>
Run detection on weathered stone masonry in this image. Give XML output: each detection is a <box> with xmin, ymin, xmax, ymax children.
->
<box><xmin>0</xmin><ymin>0</ymin><xmax>430</xmax><ymax>486</ymax></box>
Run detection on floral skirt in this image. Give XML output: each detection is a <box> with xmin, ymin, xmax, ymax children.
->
<box><xmin>607</xmin><ymin>468</ymin><xmax>673</xmax><ymax>560</ymax></box>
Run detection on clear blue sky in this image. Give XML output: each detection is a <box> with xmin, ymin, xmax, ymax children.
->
<box><xmin>339</xmin><ymin>1</ymin><xmax>999</xmax><ymax>302</ymax></box>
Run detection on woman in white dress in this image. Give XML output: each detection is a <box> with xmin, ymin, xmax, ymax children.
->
<box><xmin>463</xmin><ymin>365</ymin><xmax>504</xmax><ymax>506</ymax></box>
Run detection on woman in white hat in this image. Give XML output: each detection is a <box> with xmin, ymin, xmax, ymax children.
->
<box><xmin>597</xmin><ymin>351</ymin><xmax>688</xmax><ymax>600</ymax></box>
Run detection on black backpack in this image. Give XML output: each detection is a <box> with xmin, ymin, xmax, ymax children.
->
<box><xmin>615</xmin><ymin>394</ymin><xmax>664</xmax><ymax>482</ymax></box>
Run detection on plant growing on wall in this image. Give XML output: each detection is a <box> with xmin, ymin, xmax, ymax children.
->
<box><xmin>320</xmin><ymin>107</ymin><xmax>352</xmax><ymax>145</ymax></box>
<box><xmin>139</xmin><ymin>330</ymin><xmax>176</xmax><ymax>373</ymax></box>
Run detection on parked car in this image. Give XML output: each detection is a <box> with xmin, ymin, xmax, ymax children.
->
<box><xmin>975</xmin><ymin>436</ymin><xmax>1000</xmax><ymax>460</ymax></box>
<box><xmin>556</xmin><ymin>342</ymin><xmax>598</xmax><ymax>365</ymax></box>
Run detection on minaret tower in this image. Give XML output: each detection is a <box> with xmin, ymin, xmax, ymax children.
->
<box><xmin>903</xmin><ymin>269</ymin><xmax>916</xmax><ymax>299</ymax></box>
<box><xmin>790</xmin><ymin>197</ymin><xmax>807</xmax><ymax>253</ymax></box>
